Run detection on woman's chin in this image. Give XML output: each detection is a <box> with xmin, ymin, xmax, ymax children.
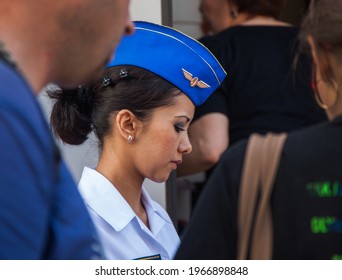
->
<box><xmin>149</xmin><ymin>174</ymin><xmax>170</xmax><ymax>184</ymax></box>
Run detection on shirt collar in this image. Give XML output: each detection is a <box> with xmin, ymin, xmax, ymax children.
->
<box><xmin>78</xmin><ymin>167</ymin><xmax>171</xmax><ymax>233</ymax></box>
<box><xmin>140</xmin><ymin>187</ymin><xmax>172</xmax><ymax>235</ymax></box>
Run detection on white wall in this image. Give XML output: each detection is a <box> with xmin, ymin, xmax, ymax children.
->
<box><xmin>172</xmin><ymin>0</ymin><xmax>202</xmax><ymax>39</ymax></box>
<box><xmin>38</xmin><ymin>0</ymin><xmax>167</xmax><ymax>208</ymax></box>
<box><xmin>131</xmin><ymin>0</ymin><xmax>162</xmax><ymax>23</ymax></box>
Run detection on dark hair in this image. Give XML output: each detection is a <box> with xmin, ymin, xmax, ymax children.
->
<box><xmin>299</xmin><ymin>0</ymin><xmax>342</xmax><ymax>82</ymax></box>
<box><xmin>299</xmin><ymin>0</ymin><xmax>342</xmax><ymax>53</ymax></box>
<box><xmin>228</xmin><ymin>0</ymin><xmax>286</xmax><ymax>19</ymax></box>
<box><xmin>48</xmin><ymin>66</ymin><xmax>181</xmax><ymax>147</ymax></box>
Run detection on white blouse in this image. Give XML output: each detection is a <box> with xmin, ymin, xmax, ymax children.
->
<box><xmin>78</xmin><ymin>167</ymin><xmax>180</xmax><ymax>260</ymax></box>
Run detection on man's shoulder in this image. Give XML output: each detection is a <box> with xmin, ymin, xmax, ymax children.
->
<box><xmin>0</xmin><ymin>60</ymin><xmax>33</xmax><ymax>105</ymax></box>
<box><xmin>0</xmin><ymin>60</ymin><xmax>54</xmax><ymax>159</ymax></box>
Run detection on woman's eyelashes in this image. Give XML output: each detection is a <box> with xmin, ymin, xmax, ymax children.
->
<box><xmin>174</xmin><ymin>123</ymin><xmax>186</xmax><ymax>133</ymax></box>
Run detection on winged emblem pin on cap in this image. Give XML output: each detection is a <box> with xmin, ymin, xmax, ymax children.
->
<box><xmin>182</xmin><ymin>68</ymin><xmax>210</xmax><ymax>88</ymax></box>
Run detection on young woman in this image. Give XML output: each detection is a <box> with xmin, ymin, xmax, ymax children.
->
<box><xmin>48</xmin><ymin>21</ymin><xmax>226</xmax><ymax>260</ymax></box>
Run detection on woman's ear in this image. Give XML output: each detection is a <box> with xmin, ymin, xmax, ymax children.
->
<box><xmin>307</xmin><ymin>35</ymin><xmax>338</xmax><ymax>116</ymax></box>
<box><xmin>307</xmin><ymin>36</ymin><xmax>317</xmax><ymax>60</ymax></box>
<box><xmin>115</xmin><ymin>109</ymin><xmax>138</xmax><ymax>142</ymax></box>
<box><xmin>307</xmin><ymin>35</ymin><xmax>321</xmax><ymax>74</ymax></box>
<box><xmin>307</xmin><ymin>35</ymin><xmax>333</xmax><ymax>82</ymax></box>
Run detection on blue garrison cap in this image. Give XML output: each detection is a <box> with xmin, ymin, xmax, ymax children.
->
<box><xmin>106</xmin><ymin>21</ymin><xmax>226</xmax><ymax>106</ymax></box>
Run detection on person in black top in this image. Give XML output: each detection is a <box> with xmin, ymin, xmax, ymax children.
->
<box><xmin>174</xmin><ymin>0</ymin><xmax>342</xmax><ymax>260</ymax></box>
<box><xmin>177</xmin><ymin>0</ymin><xmax>327</xmax><ymax>178</ymax></box>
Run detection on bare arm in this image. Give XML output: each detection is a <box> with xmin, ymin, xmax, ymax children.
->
<box><xmin>177</xmin><ymin>112</ymin><xmax>229</xmax><ymax>177</ymax></box>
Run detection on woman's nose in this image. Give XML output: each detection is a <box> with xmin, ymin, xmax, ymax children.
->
<box><xmin>179</xmin><ymin>136</ymin><xmax>193</xmax><ymax>155</ymax></box>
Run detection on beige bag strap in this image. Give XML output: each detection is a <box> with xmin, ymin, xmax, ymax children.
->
<box><xmin>237</xmin><ymin>132</ymin><xmax>287</xmax><ymax>259</ymax></box>
<box><xmin>237</xmin><ymin>134</ymin><xmax>264</xmax><ymax>260</ymax></box>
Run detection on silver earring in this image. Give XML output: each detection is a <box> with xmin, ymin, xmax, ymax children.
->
<box><xmin>127</xmin><ymin>135</ymin><xmax>133</xmax><ymax>144</ymax></box>
<box><xmin>231</xmin><ymin>8</ymin><xmax>239</xmax><ymax>18</ymax></box>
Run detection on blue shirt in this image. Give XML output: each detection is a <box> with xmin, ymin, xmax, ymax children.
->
<box><xmin>0</xmin><ymin>60</ymin><xmax>102</xmax><ymax>259</ymax></box>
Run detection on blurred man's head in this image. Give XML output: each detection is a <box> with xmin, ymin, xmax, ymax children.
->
<box><xmin>52</xmin><ymin>0</ymin><xmax>134</xmax><ymax>87</ymax></box>
<box><xmin>0</xmin><ymin>0</ymin><xmax>134</xmax><ymax>91</ymax></box>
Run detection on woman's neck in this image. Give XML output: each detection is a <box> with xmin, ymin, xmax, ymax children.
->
<box><xmin>233</xmin><ymin>14</ymin><xmax>291</xmax><ymax>27</ymax></box>
<box><xmin>96</xmin><ymin>151</ymin><xmax>150</xmax><ymax>228</ymax></box>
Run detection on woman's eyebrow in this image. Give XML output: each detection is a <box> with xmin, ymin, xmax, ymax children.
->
<box><xmin>175</xmin><ymin>115</ymin><xmax>192</xmax><ymax>122</ymax></box>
